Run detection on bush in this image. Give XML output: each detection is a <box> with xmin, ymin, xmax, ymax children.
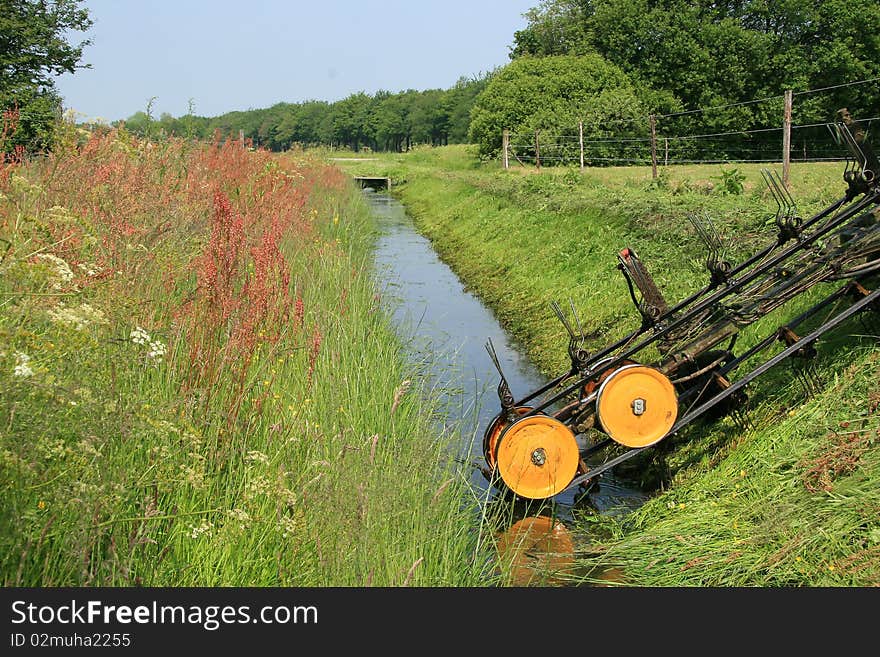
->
<box><xmin>468</xmin><ymin>54</ymin><xmax>664</xmax><ymax>161</ymax></box>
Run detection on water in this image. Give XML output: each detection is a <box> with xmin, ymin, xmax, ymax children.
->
<box><xmin>365</xmin><ymin>188</ymin><xmax>649</xmax><ymax>527</ymax></box>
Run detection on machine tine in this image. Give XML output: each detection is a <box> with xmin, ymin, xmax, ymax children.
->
<box><xmin>838</xmin><ymin>121</ymin><xmax>868</xmax><ymax>170</ymax></box>
<box><xmin>807</xmin><ymin>361</ymin><xmax>823</xmax><ymax>395</ymax></box>
<box><xmin>733</xmin><ymin>406</ymin><xmax>753</xmax><ymax>432</ymax></box>
<box><xmin>766</xmin><ymin>169</ymin><xmax>790</xmax><ymax>219</ymax></box>
<box><xmin>772</xmin><ymin>169</ymin><xmax>797</xmax><ymax>217</ymax></box>
<box><xmin>761</xmin><ymin>168</ymin><xmax>783</xmax><ymax>225</ymax></box>
<box><xmin>688</xmin><ymin>213</ymin><xmax>723</xmax><ymax>257</ymax></box>
<box><xmin>829</xmin><ymin>123</ymin><xmax>858</xmax><ymax>180</ymax></box>
<box><xmin>835</xmin><ymin>115</ymin><xmax>880</xmax><ymax>182</ymax></box>
<box><xmin>763</xmin><ymin>167</ymin><xmax>802</xmax><ymax>238</ymax></box>
<box><xmin>688</xmin><ymin>213</ymin><xmax>713</xmax><ymax>252</ymax></box>
<box><xmin>828</xmin><ymin>122</ymin><xmax>843</xmax><ymax>146</ymax></box>
<box><xmin>789</xmin><ymin>360</ymin><xmax>809</xmax><ymax>397</ymax></box>
<box><xmin>485</xmin><ymin>337</ymin><xmax>515</xmax><ymax>410</ymax></box>
<box><xmin>551</xmin><ymin>300</ymin><xmax>577</xmax><ymax>340</ymax></box>
<box><xmin>568</xmin><ymin>297</ymin><xmax>585</xmax><ymax>339</ymax></box>
<box><xmin>803</xmin><ymin>363</ymin><xmax>819</xmax><ymax>397</ymax></box>
<box><xmin>485</xmin><ymin>337</ymin><xmax>505</xmax><ymax>378</ymax></box>
<box><xmin>688</xmin><ymin>212</ymin><xmax>732</xmax><ymax>285</ymax></box>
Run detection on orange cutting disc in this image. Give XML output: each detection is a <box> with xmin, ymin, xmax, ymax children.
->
<box><xmin>596</xmin><ymin>364</ymin><xmax>678</xmax><ymax>448</ymax></box>
<box><xmin>496</xmin><ymin>415</ymin><xmax>580</xmax><ymax>499</ymax></box>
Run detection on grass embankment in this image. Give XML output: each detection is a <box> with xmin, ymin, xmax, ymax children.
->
<box><xmin>0</xmin><ymin>131</ymin><xmax>493</xmax><ymax>586</ymax></box>
<box><xmin>333</xmin><ymin>145</ymin><xmax>880</xmax><ymax>585</ymax></box>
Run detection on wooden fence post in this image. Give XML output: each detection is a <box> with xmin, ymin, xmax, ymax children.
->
<box><xmin>579</xmin><ymin>120</ymin><xmax>584</xmax><ymax>171</ymax></box>
<box><xmin>535</xmin><ymin>129</ymin><xmax>541</xmax><ymax>169</ymax></box>
<box><xmin>664</xmin><ymin>137</ymin><xmax>669</xmax><ymax>166</ymax></box>
<box><xmin>783</xmin><ymin>89</ymin><xmax>792</xmax><ymax>188</ymax></box>
<box><xmin>502</xmin><ymin>129</ymin><xmax>510</xmax><ymax>169</ymax></box>
<box><xmin>649</xmin><ymin>114</ymin><xmax>658</xmax><ymax>179</ymax></box>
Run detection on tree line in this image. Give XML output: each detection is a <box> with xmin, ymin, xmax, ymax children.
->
<box><xmin>118</xmin><ymin>78</ymin><xmax>490</xmax><ymax>153</ymax></box>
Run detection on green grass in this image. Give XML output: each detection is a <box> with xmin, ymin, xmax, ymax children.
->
<box><xmin>332</xmin><ymin>144</ymin><xmax>880</xmax><ymax>585</ymax></box>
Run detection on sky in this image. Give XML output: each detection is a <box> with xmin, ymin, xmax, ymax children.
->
<box><xmin>54</xmin><ymin>0</ymin><xmax>538</xmax><ymax>123</ymax></box>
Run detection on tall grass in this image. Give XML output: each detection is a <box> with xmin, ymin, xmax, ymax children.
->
<box><xmin>0</xmin><ymin>126</ymin><xmax>493</xmax><ymax>586</ymax></box>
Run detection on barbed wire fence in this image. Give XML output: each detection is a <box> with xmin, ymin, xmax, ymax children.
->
<box><xmin>501</xmin><ymin>76</ymin><xmax>880</xmax><ymax>187</ymax></box>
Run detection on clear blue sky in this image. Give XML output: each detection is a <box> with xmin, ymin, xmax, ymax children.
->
<box><xmin>55</xmin><ymin>0</ymin><xmax>538</xmax><ymax>123</ymax></box>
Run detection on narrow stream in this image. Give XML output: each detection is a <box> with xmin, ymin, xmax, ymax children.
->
<box><xmin>365</xmin><ymin>189</ymin><xmax>649</xmax><ymax>526</ymax></box>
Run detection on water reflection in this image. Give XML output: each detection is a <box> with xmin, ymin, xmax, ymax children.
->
<box><xmin>496</xmin><ymin>515</ymin><xmax>576</xmax><ymax>586</ymax></box>
<box><xmin>481</xmin><ymin>487</ymin><xmax>633</xmax><ymax>586</ymax></box>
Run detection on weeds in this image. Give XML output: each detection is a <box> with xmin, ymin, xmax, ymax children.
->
<box><xmin>711</xmin><ymin>166</ymin><xmax>746</xmax><ymax>195</ymax></box>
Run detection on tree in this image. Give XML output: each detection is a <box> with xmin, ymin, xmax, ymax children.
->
<box><xmin>446</xmin><ymin>73</ymin><xmax>493</xmax><ymax>143</ymax></box>
<box><xmin>325</xmin><ymin>92</ymin><xmax>374</xmax><ymax>152</ymax></box>
<box><xmin>0</xmin><ymin>0</ymin><xmax>93</xmax><ymax>152</ymax></box>
<box><xmin>468</xmin><ymin>53</ymin><xmax>673</xmax><ymax>160</ymax></box>
<box><xmin>372</xmin><ymin>91</ymin><xmax>411</xmax><ymax>152</ymax></box>
<box><xmin>509</xmin><ymin>0</ymin><xmax>594</xmax><ymax>58</ymax></box>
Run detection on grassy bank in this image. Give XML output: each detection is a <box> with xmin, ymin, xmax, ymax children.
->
<box><xmin>332</xmin><ymin>145</ymin><xmax>880</xmax><ymax>585</ymax></box>
<box><xmin>0</xmin><ymin>131</ymin><xmax>492</xmax><ymax>586</ymax></box>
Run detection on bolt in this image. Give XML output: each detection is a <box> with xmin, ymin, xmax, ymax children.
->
<box><xmin>632</xmin><ymin>398</ymin><xmax>646</xmax><ymax>416</ymax></box>
<box><xmin>531</xmin><ymin>447</ymin><xmax>546</xmax><ymax>466</ymax></box>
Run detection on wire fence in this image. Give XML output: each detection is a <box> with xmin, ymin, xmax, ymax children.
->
<box><xmin>506</xmin><ymin>118</ymin><xmax>878</xmax><ymax>169</ymax></box>
<box><xmin>502</xmin><ymin>77</ymin><xmax>880</xmax><ymax>175</ymax></box>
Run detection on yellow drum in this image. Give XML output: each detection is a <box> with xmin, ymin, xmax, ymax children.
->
<box><xmin>596</xmin><ymin>364</ymin><xmax>678</xmax><ymax>448</ymax></box>
<box><xmin>496</xmin><ymin>415</ymin><xmax>580</xmax><ymax>499</ymax></box>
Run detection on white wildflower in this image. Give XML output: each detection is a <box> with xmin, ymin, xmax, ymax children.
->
<box><xmin>77</xmin><ymin>262</ymin><xmax>102</xmax><ymax>277</ymax></box>
<box><xmin>227</xmin><ymin>508</ymin><xmax>251</xmax><ymax>530</ymax></box>
<box><xmin>36</xmin><ymin>436</ymin><xmax>68</xmax><ymax>460</ymax></box>
<box><xmin>180</xmin><ymin>463</ymin><xmax>206</xmax><ymax>489</ymax></box>
<box><xmin>280</xmin><ymin>515</ymin><xmax>301</xmax><ymax>537</ymax></box>
<box><xmin>278</xmin><ymin>486</ymin><xmax>297</xmax><ymax>507</ymax></box>
<box><xmin>244</xmin><ymin>475</ymin><xmax>272</xmax><ymax>500</ymax></box>
<box><xmin>130</xmin><ymin>326</ymin><xmax>150</xmax><ymax>345</ymax></box>
<box><xmin>13</xmin><ymin>351</ymin><xmax>34</xmax><ymax>377</ymax></box>
<box><xmin>35</xmin><ymin>253</ymin><xmax>74</xmax><ymax>289</ymax></box>
<box><xmin>47</xmin><ymin>302</ymin><xmax>108</xmax><ymax>330</ymax></box>
<box><xmin>76</xmin><ymin>438</ymin><xmax>102</xmax><ymax>459</ymax></box>
<box><xmin>188</xmin><ymin>520</ymin><xmax>214</xmax><ymax>539</ymax></box>
<box><xmin>130</xmin><ymin>326</ymin><xmax>166</xmax><ymax>362</ymax></box>
<box><xmin>45</xmin><ymin>206</ymin><xmax>76</xmax><ymax>224</ymax></box>
<box><xmin>147</xmin><ymin>339</ymin><xmax>166</xmax><ymax>361</ymax></box>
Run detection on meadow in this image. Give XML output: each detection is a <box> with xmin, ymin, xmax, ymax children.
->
<box><xmin>0</xmin><ymin>122</ymin><xmax>494</xmax><ymax>586</ymax></box>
